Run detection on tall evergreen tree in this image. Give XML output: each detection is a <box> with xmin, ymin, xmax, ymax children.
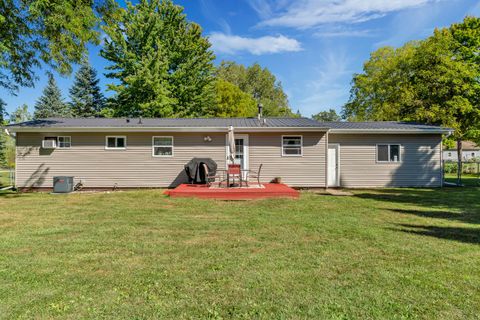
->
<box><xmin>69</xmin><ymin>61</ymin><xmax>105</xmax><ymax>117</ymax></box>
<box><xmin>34</xmin><ymin>73</ymin><xmax>70</xmax><ymax>118</ymax></box>
<box><xmin>101</xmin><ymin>0</ymin><xmax>216</xmax><ymax>117</ymax></box>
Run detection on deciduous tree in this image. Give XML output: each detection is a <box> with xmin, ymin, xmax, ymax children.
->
<box><xmin>312</xmin><ymin>109</ymin><xmax>341</xmax><ymax>122</ymax></box>
<box><xmin>101</xmin><ymin>0</ymin><xmax>216</xmax><ymax>117</ymax></box>
<box><xmin>0</xmin><ymin>0</ymin><xmax>106</xmax><ymax>93</ymax></box>
<box><xmin>10</xmin><ymin>104</ymin><xmax>32</xmax><ymax>123</ymax></box>
<box><xmin>344</xmin><ymin>17</ymin><xmax>480</xmax><ymax>182</ymax></box>
<box><xmin>216</xmin><ymin>61</ymin><xmax>293</xmax><ymax>116</ymax></box>
<box><xmin>211</xmin><ymin>80</ymin><xmax>257</xmax><ymax>117</ymax></box>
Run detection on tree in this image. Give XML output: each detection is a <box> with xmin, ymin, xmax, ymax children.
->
<box><xmin>69</xmin><ymin>61</ymin><xmax>105</xmax><ymax>117</ymax></box>
<box><xmin>312</xmin><ymin>109</ymin><xmax>341</xmax><ymax>122</ymax></box>
<box><xmin>211</xmin><ymin>79</ymin><xmax>257</xmax><ymax>117</ymax></box>
<box><xmin>343</xmin><ymin>17</ymin><xmax>480</xmax><ymax>183</ymax></box>
<box><xmin>10</xmin><ymin>104</ymin><xmax>32</xmax><ymax>123</ymax></box>
<box><xmin>216</xmin><ymin>61</ymin><xmax>293</xmax><ymax>116</ymax></box>
<box><xmin>0</xmin><ymin>0</ymin><xmax>107</xmax><ymax>94</ymax></box>
<box><xmin>34</xmin><ymin>73</ymin><xmax>70</xmax><ymax>118</ymax></box>
<box><xmin>101</xmin><ymin>0</ymin><xmax>216</xmax><ymax>117</ymax></box>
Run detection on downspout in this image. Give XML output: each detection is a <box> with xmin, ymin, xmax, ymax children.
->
<box><xmin>325</xmin><ymin>130</ymin><xmax>329</xmax><ymax>189</ymax></box>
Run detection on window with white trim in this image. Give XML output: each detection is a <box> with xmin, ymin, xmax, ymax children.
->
<box><xmin>153</xmin><ymin>136</ymin><xmax>173</xmax><ymax>157</ymax></box>
<box><xmin>57</xmin><ymin>136</ymin><xmax>71</xmax><ymax>148</ymax></box>
<box><xmin>106</xmin><ymin>136</ymin><xmax>126</xmax><ymax>149</ymax></box>
<box><xmin>377</xmin><ymin>144</ymin><xmax>400</xmax><ymax>162</ymax></box>
<box><xmin>282</xmin><ymin>136</ymin><xmax>302</xmax><ymax>156</ymax></box>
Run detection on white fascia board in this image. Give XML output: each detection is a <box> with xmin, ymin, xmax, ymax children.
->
<box><xmin>8</xmin><ymin>126</ymin><xmax>329</xmax><ymax>133</ymax></box>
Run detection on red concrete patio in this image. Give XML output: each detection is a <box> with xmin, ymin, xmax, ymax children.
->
<box><xmin>164</xmin><ymin>183</ymin><xmax>299</xmax><ymax>200</ymax></box>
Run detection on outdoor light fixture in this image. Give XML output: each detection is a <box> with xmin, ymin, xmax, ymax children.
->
<box><xmin>204</xmin><ymin>135</ymin><xmax>212</xmax><ymax>142</ymax></box>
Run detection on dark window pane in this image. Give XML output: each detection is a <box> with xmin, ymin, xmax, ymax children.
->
<box><xmin>154</xmin><ymin>137</ymin><xmax>172</xmax><ymax>146</ymax></box>
<box><xmin>107</xmin><ymin>137</ymin><xmax>116</xmax><ymax>148</ymax></box>
<box><xmin>377</xmin><ymin>145</ymin><xmax>388</xmax><ymax>161</ymax></box>
<box><xmin>117</xmin><ymin>138</ymin><xmax>125</xmax><ymax>148</ymax></box>
<box><xmin>390</xmin><ymin>145</ymin><xmax>400</xmax><ymax>162</ymax></box>
<box><xmin>284</xmin><ymin>147</ymin><xmax>301</xmax><ymax>155</ymax></box>
<box><xmin>283</xmin><ymin>137</ymin><xmax>301</xmax><ymax>146</ymax></box>
<box><xmin>154</xmin><ymin>146</ymin><xmax>172</xmax><ymax>156</ymax></box>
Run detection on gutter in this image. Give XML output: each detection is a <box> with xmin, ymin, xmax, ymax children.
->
<box><xmin>6</xmin><ymin>126</ymin><xmax>330</xmax><ymax>133</ymax></box>
<box><xmin>329</xmin><ymin>129</ymin><xmax>453</xmax><ymax>135</ymax></box>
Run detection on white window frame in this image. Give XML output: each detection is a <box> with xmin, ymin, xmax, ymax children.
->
<box><xmin>152</xmin><ymin>136</ymin><xmax>174</xmax><ymax>157</ymax></box>
<box><xmin>57</xmin><ymin>136</ymin><xmax>71</xmax><ymax>149</ymax></box>
<box><xmin>376</xmin><ymin>144</ymin><xmax>401</xmax><ymax>163</ymax></box>
<box><xmin>105</xmin><ymin>136</ymin><xmax>127</xmax><ymax>150</ymax></box>
<box><xmin>281</xmin><ymin>135</ymin><xmax>303</xmax><ymax>157</ymax></box>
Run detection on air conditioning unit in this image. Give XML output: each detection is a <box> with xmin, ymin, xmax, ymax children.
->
<box><xmin>42</xmin><ymin>139</ymin><xmax>57</xmax><ymax>149</ymax></box>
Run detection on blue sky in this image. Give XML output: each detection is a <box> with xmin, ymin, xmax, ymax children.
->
<box><xmin>2</xmin><ymin>0</ymin><xmax>480</xmax><ymax>118</ymax></box>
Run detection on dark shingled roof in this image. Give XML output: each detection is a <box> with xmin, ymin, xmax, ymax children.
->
<box><xmin>6</xmin><ymin>118</ymin><xmax>451</xmax><ymax>133</ymax></box>
<box><xmin>8</xmin><ymin>117</ymin><xmax>325</xmax><ymax>128</ymax></box>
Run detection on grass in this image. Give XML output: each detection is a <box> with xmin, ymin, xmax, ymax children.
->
<box><xmin>0</xmin><ymin>187</ymin><xmax>479</xmax><ymax>319</ymax></box>
<box><xmin>445</xmin><ymin>173</ymin><xmax>480</xmax><ymax>187</ymax></box>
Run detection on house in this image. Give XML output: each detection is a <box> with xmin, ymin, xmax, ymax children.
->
<box><xmin>6</xmin><ymin>117</ymin><xmax>451</xmax><ymax>190</ymax></box>
<box><xmin>443</xmin><ymin>141</ymin><xmax>480</xmax><ymax>161</ymax></box>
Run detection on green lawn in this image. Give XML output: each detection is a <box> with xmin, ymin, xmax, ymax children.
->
<box><xmin>1</xmin><ymin>187</ymin><xmax>479</xmax><ymax>319</ymax></box>
<box><xmin>445</xmin><ymin>173</ymin><xmax>480</xmax><ymax>187</ymax></box>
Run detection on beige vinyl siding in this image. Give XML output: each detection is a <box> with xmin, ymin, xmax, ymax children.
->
<box><xmin>249</xmin><ymin>132</ymin><xmax>327</xmax><ymax>187</ymax></box>
<box><xmin>328</xmin><ymin>134</ymin><xmax>442</xmax><ymax>187</ymax></box>
<box><xmin>16</xmin><ymin>132</ymin><xmax>227</xmax><ymax>188</ymax></box>
<box><xmin>16</xmin><ymin>131</ymin><xmax>327</xmax><ymax>188</ymax></box>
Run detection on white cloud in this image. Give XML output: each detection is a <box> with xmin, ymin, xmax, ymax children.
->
<box><xmin>313</xmin><ymin>27</ymin><xmax>376</xmax><ymax>38</ymax></box>
<box><xmin>209</xmin><ymin>32</ymin><xmax>302</xmax><ymax>55</ymax></box>
<box><xmin>254</xmin><ymin>0</ymin><xmax>439</xmax><ymax>29</ymax></box>
<box><xmin>245</xmin><ymin>0</ymin><xmax>273</xmax><ymax>19</ymax></box>
<box><xmin>298</xmin><ymin>49</ymin><xmax>353</xmax><ymax>116</ymax></box>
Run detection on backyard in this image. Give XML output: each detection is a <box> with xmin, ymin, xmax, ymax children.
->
<box><xmin>0</xmin><ymin>186</ymin><xmax>479</xmax><ymax>319</ymax></box>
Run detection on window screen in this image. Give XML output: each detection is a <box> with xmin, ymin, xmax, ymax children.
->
<box><xmin>282</xmin><ymin>136</ymin><xmax>302</xmax><ymax>156</ymax></box>
<box><xmin>153</xmin><ymin>136</ymin><xmax>173</xmax><ymax>156</ymax></box>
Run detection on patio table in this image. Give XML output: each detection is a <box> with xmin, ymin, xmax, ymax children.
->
<box><xmin>218</xmin><ymin>169</ymin><xmax>250</xmax><ymax>188</ymax></box>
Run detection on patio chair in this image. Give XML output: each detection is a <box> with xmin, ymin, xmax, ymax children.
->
<box><xmin>247</xmin><ymin>164</ymin><xmax>263</xmax><ymax>187</ymax></box>
<box><xmin>202</xmin><ymin>163</ymin><xmax>223</xmax><ymax>187</ymax></box>
<box><xmin>227</xmin><ymin>164</ymin><xmax>243</xmax><ymax>187</ymax></box>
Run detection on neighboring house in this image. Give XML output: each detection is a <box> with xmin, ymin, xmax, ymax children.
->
<box><xmin>6</xmin><ymin>118</ymin><xmax>451</xmax><ymax>189</ymax></box>
<box><xmin>443</xmin><ymin>141</ymin><xmax>480</xmax><ymax>161</ymax></box>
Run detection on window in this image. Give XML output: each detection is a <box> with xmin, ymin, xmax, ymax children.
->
<box><xmin>58</xmin><ymin>136</ymin><xmax>71</xmax><ymax>148</ymax></box>
<box><xmin>282</xmin><ymin>136</ymin><xmax>302</xmax><ymax>156</ymax></box>
<box><xmin>106</xmin><ymin>136</ymin><xmax>126</xmax><ymax>149</ymax></box>
<box><xmin>153</xmin><ymin>136</ymin><xmax>173</xmax><ymax>157</ymax></box>
<box><xmin>377</xmin><ymin>144</ymin><xmax>401</xmax><ymax>163</ymax></box>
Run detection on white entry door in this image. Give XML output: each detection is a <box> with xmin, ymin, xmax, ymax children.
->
<box><xmin>328</xmin><ymin>144</ymin><xmax>340</xmax><ymax>187</ymax></box>
<box><xmin>226</xmin><ymin>134</ymin><xmax>249</xmax><ymax>175</ymax></box>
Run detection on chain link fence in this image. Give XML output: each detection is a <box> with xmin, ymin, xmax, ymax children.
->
<box><xmin>0</xmin><ymin>168</ymin><xmax>15</xmax><ymax>188</ymax></box>
<box><xmin>443</xmin><ymin>160</ymin><xmax>480</xmax><ymax>186</ymax></box>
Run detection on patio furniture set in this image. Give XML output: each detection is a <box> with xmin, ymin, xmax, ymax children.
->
<box><xmin>204</xmin><ymin>163</ymin><xmax>263</xmax><ymax>188</ymax></box>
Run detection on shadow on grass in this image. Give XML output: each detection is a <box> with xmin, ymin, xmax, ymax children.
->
<box><xmin>355</xmin><ymin>188</ymin><xmax>480</xmax><ymax>224</ymax></box>
<box><xmin>389</xmin><ymin>208</ymin><xmax>480</xmax><ymax>225</ymax></box>
<box><xmin>393</xmin><ymin>224</ymin><xmax>480</xmax><ymax>245</ymax></box>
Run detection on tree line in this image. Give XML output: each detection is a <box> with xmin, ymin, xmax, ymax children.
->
<box><xmin>0</xmin><ymin>0</ymin><xmax>293</xmax><ymax>123</ymax></box>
